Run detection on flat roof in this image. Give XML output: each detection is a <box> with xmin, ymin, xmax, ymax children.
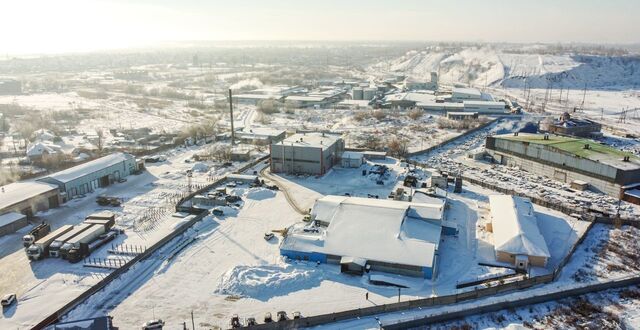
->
<box><xmin>285</xmin><ymin>95</ymin><xmax>327</xmax><ymax>102</ymax></box>
<box><xmin>493</xmin><ymin>133</ymin><xmax>640</xmax><ymax>170</ymax></box>
<box><xmin>0</xmin><ymin>181</ymin><xmax>59</xmax><ymax>211</ymax></box>
<box><xmin>282</xmin><ymin>196</ymin><xmax>444</xmax><ymax>269</ymax></box>
<box><xmin>463</xmin><ymin>100</ymin><xmax>506</xmax><ymax>107</ymax></box>
<box><xmin>233</xmin><ymin>94</ymin><xmax>281</xmax><ymax>100</ymax></box>
<box><xmin>452</xmin><ymin>87</ymin><xmax>482</xmax><ymax>97</ymax></box>
<box><xmin>279</xmin><ymin>133</ymin><xmax>342</xmax><ymax>149</ymax></box>
<box><xmin>489</xmin><ymin>195</ymin><xmax>550</xmax><ymax>258</ymax></box>
<box><xmin>0</xmin><ymin>212</ymin><xmax>27</xmax><ymax>227</ymax></box>
<box><xmin>41</xmin><ymin>153</ymin><xmax>134</xmax><ymax>184</ymax></box>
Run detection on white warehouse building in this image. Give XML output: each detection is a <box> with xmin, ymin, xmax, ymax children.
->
<box><xmin>38</xmin><ymin>152</ymin><xmax>138</xmax><ymax>200</ymax></box>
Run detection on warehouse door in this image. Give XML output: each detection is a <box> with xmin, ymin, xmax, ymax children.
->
<box><xmin>48</xmin><ymin>195</ymin><xmax>59</xmax><ymax>208</ymax></box>
<box><xmin>100</xmin><ymin>175</ymin><xmax>110</xmax><ymax>187</ymax></box>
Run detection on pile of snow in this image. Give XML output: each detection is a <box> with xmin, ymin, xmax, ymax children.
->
<box><xmin>191</xmin><ymin>162</ymin><xmax>209</xmax><ymax>172</ymax></box>
<box><xmin>214</xmin><ymin>265</ymin><xmax>321</xmax><ymax>299</ymax></box>
<box><xmin>244</xmin><ymin>187</ymin><xmax>276</xmax><ymax>200</ymax></box>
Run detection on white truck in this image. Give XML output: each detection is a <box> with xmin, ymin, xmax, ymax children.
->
<box><xmin>59</xmin><ymin>224</ymin><xmax>105</xmax><ymax>260</ymax></box>
<box><xmin>48</xmin><ymin>223</ymin><xmax>93</xmax><ymax>258</ymax></box>
<box><xmin>26</xmin><ymin>225</ymin><xmax>74</xmax><ymax>261</ymax></box>
<box><xmin>22</xmin><ymin>222</ymin><xmax>51</xmax><ymax>248</ymax></box>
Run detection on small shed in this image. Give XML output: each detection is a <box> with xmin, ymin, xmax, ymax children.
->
<box><xmin>340</xmin><ymin>256</ymin><xmax>367</xmax><ymax>275</ymax></box>
<box><xmin>0</xmin><ymin>212</ymin><xmax>28</xmax><ymax>237</ymax></box>
<box><xmin>341</xmin><ymin>151</ymin><xmax>364</xmax><ymax>168</ymax></box>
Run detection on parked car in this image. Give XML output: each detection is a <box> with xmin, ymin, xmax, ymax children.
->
<box><xmin>141</xmin><ymin>319</ymin><xmax>164</xmax><ymax>329</ymax></box>
<box><xmin>264</xmin><ymin>233</ymin><xmax>275</xmax><ymax>241</ymax></box>
<box><xmin>292</xmin><ymin>311</ymin><xmax>302</xmax><ymax>319</ymax></box>
<box><xmin>264</xmin><ymin>312</ymin><xmax>273</xmax><ymax>323</ymax></box>
<box><xmin>1</xmin><ymin>294</ymin><xmax>16</xmax><ymax>307</ymax></box>
<box><xmin>277</xmin><ymin>311</ymin><xmax>287</xmax><ymax>322</ymax></box>
<box><xmin>212</xmin><ymin>208</ymin><xmax>224</xmax><ymax>216</ymax></box>
<box><xmin>246</xmin><ymin>317</ymin><xmax>257</xmax><ymax>326</ymax></box>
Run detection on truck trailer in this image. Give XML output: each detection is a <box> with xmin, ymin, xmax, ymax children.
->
<box><xmin>83</xmin><ymin>211</ymin><xmax>115</xmax><ymax>230</ymax></box>
<box><xmin>59</xmin><ymin>224</ymin><xmax>105</xmax><ymax>259</ymax></box>
<box><xmin>48</xmin><ymin>223</ymin><xmax>93</xmax><ymax>258</ymax></box>
<box><xmin>67</xmin><ymin>231</ymin><xmax>118</xmax><ymax>263</ymax></box>
<box><xmin>22</xmin><ymin>222</ymin><xmax>51</xmax><ymax>248</ymax></box>
<box><xmin>26</xmin><ymin>225</ymin><xmax>74</xmax><ymax>261</ymax></box>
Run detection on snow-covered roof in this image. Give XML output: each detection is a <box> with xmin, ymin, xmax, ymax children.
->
<box><xmin>283</xmin><ymin>196</ymin><xmax>444</xmax><ymax>269</ymax></box>
<box><xmin>0</xmin><ymin>181</ymin><xmax>59</xmax><ymax>211</ymax></box>
<box><xmin>452</xmin><ymin>87</ymin><xmax>481</xmax><ymax>97</ymax></box>
<box><xmin>41</xmin><ymin>152</ymin><xmax>134</xmax><ymax>184</ymax></box>
<box><xmin>27</xmin><ymin>142</ymin><xmax>62</xmax><ymax>157</ymax></box>
<box><xmin>489</xmin><ymin>195</ymin><xmax>550</xmax><ymax>258</ymax></box>
<box><xmin>279</xmin><ymin>133</ymin><xmax>342</xmax><ymax>149</ymax></box>
<box><xmin>0</xmin><ymin>212</ymin><xmax>27</xmax><ymax>227</ymax></box>
<box><xmin>463</xmin><ymin>100</ymin><xmax>506</xmax><ymax>108</ymax></box>
<box><xmin>285</xmin><ymin>95</ymin><xmax>328</xmax><ymax>102</ymax></box>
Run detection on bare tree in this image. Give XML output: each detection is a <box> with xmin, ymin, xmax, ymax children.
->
<box><xmin>96</xmin><ymin>129</ymin><xmax>104</xmax><ymax>153</ymax></box>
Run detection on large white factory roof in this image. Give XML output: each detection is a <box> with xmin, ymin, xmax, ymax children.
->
<box><xmin>278</xmin><ymin>133</ymin><xmax>341</xmax><ymax>149</ymax></box>
<box><xmin>282</xmin><ymin>196</ymin><xmax>444</xmax><ymax>269</ymax></box>
<box><xmin>42</xmin><ymin>153</ymin><xmax>134</xmax><ymax>184</ymax></box>
<box><xmin>0</xmin><ymin>181</ymin><xmax>59</xmax><ymax>211</ymax></box>
<box><xmin>489</xmin><ymin>195</ymin><xmax>550</xmax><ymax>258</ymax></box>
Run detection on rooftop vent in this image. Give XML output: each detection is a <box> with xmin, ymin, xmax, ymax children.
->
<box><xmin>584</xmin><ymin>144</ymin><xmax>590</xmax><ymax>150</ymax></box>
<box><xmin>543</xmin><ymin>133</ymin><xmax>549</xmax><ymax>140</ymax></box>
<box><xmin>513</xmin><ymin>132</ymin><xmax>519</xmax><ymax>136</ymax></box>
<box><xmin>623</xmin><ymin>156</ymin><xmax>630</xmax><ymax>162</ymax></box>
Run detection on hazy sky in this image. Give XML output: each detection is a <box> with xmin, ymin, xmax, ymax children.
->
<box><xmin>2</xmin><ymin>0</ymin><xmax>639</xmax><ymax>54</ymax></box>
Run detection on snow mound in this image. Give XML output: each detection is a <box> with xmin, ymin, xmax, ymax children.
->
<box><xmin>244</xmin><ymin>187</ymin><xmax>276</xmax><ymax>200</ymax></box>
<box><xmin>214</xmin><ymin>265</ymin><xmax>321</xmax><ymax>300</ymax></box>
<box><xmin>191</xmin><ymin>162</ymin><xmax>209</xmax><ymax>172</ymax></box>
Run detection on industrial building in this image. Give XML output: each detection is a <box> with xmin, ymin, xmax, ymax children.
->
<box><xmin>446</xmin><ymin>112</ymin><xmax>479</xmax><ymax>121</ymax></box>
<box><xmin>403</xmin><ymin>72</ymin><xmax>438</xmax><ymax>91</ymax></box>
<box><xmin>0</xmin><ymin>181</ymin><xmax>61</xmax><ymax>217</ymax></box>
<box><xmin>340</xmin><ymin>151</ymin><xmax>364</xmax><ymax>168</ymax></box>
<box><xmin>0</xmin><ymin>212</ymin><xmax>28</xmax><ymax>237</ymax></box>
<box><xmin>235</xmin><ymin>128</ymin><xmax>286</xmax><ymax>145</ymax></box>
<box><xmin>462</xmin><ymin>100</ymin><xmax>508</xmax><ymax>114</ymax></box>
<box><xmin>451</xmin><ymin>87</ymin><xmax>482</xmax><ymax>102</ymax></box>
<box><xmin>270</xmin><ymin>133</ymin><xmax>344</xmax><ymax>175</ymax></box>
<box><xmin>232</xmin><ymin>94</ymin><xmax>283</xmax><ymax>105</ymax></box>
<box><xmin>488</xmin><ymin>195</ymin><xmax>550</xmax><ymax>268</ymax></box>
<box><xmin>485</xmin><ymin>133</ymin><xmax>640</xmax><ymax>198</ymax></box>
<box><xmin>548</xmin><ymin>112</ymin><xmax>602</xmax><ymax>138</ymax></box>
<box><xmin>280</xmin><ymin>195</ymin><xmax>446</xmax><ymax>278</ymax></box>
<box><xmin>38</xmin><ymin>152</ymin><xmax>137</xmax><ymax>200</ymax></box>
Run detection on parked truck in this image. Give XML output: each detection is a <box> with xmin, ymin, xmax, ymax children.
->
<box><xmin>48</xmin><ymin>223</ymin><xmax>93</xmax><ymax>258</ymax></box>
<box><xmin>67</xmin><ymin>231</ymin><xmax>117</xmax><ymax>263</ymax></box>
<box><xmin>83</xmin><ymin>211</ymin><xmax>116</xmax><ymax>230</ymax></box>
<box><xmin>26</xmin><ymin>225</ymin><xmax>74</xmax><ymax>261</ymax></box>
<box><xmin>22</xmin><ymin>222</ymin><xmax>51</xmax><ymax>248</ymax></box>
<box><xmin>60</xmin><ymin>224</ymin><xmax>105</xmax><ymax>260</ymax></box>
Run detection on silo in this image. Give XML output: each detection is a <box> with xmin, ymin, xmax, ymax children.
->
<box><xmin>352</xmin><ymin>87</ymin><xmax>363</xmax><ymax>100</ymax></box>
<box><xmin>363</xmin><ymin>88</ymin><xmax>376</xmax><ymax>100</ymax></box>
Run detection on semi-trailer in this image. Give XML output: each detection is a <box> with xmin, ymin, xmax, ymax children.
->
<box><xmin>48</xmin><ymin>223</ymin><xmax>93</xmax><ymax>258</ymax></box>
<box><xmin>83</xmin><ymin>211</ymin><xmax>115</xmax><ymax>230</ymax></box>
<box><xmin>22</xmin><ymin>222</ymin><xmax>51</xmax><ymax>248</ymax></box>
<box><xmin>67</xmin><ymin>231</ymin><xmax>118</xmax><ymax>263</ymax></box>
<box><xmin>59</xmin><ymin>224</ymin><xmax>105</xmax><ymax>260</ymax></box>
<box><xmin>25</xmin><ymin>225</ymin><xmax>74</xmax><ymax>261</ymax></box>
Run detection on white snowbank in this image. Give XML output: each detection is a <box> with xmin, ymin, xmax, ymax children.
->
<box><xmin>191</xmin><ymin>162</ymin><xmax>209</xmax><ymax>172</ymax></box>
<box><xmin>214</xmin><ymin>265</ymin><xmax>321</xmax><ymax>299</ymax></box>
<box><xmin>244</xmin><ymin>187</ymin><xmax>276</xmax><ymax>200</ymax></box>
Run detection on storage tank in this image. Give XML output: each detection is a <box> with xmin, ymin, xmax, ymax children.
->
<box><xmin>363</xmin><ymin>88</ymin><xmax>377</xmax><ymax>100</ymax></box>
<box><xmin>352</xmin><ymin>88</ymin><xmax>363</xmax><ymax>100</ymax></box>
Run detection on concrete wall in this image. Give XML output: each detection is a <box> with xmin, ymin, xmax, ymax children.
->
<box><xmin>487</xmin><ymin>149</ymin><xmax>622</xmax><ymax>197</ymax></box>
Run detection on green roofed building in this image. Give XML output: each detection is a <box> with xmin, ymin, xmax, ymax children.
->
<box><xmin>485</xmin><ymin>133</ymin><xmax>640</xmax><ymax>199</ymax></box>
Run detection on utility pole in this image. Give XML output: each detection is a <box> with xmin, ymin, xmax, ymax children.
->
<box><xmin>228</xmin><ymin>89</ymin><xmax>235</xmax><ymax>146</ymax></box>
<box><xmin>191</xmin><ymin>310</ymin><xmax>196</xmax><ymax>330</ymax></box>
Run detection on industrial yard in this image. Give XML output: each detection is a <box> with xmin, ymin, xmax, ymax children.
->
<box><xmin>1</xmin><ymin>4</ymin><xmax>640</xmax><ymax>328</ymax></box>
